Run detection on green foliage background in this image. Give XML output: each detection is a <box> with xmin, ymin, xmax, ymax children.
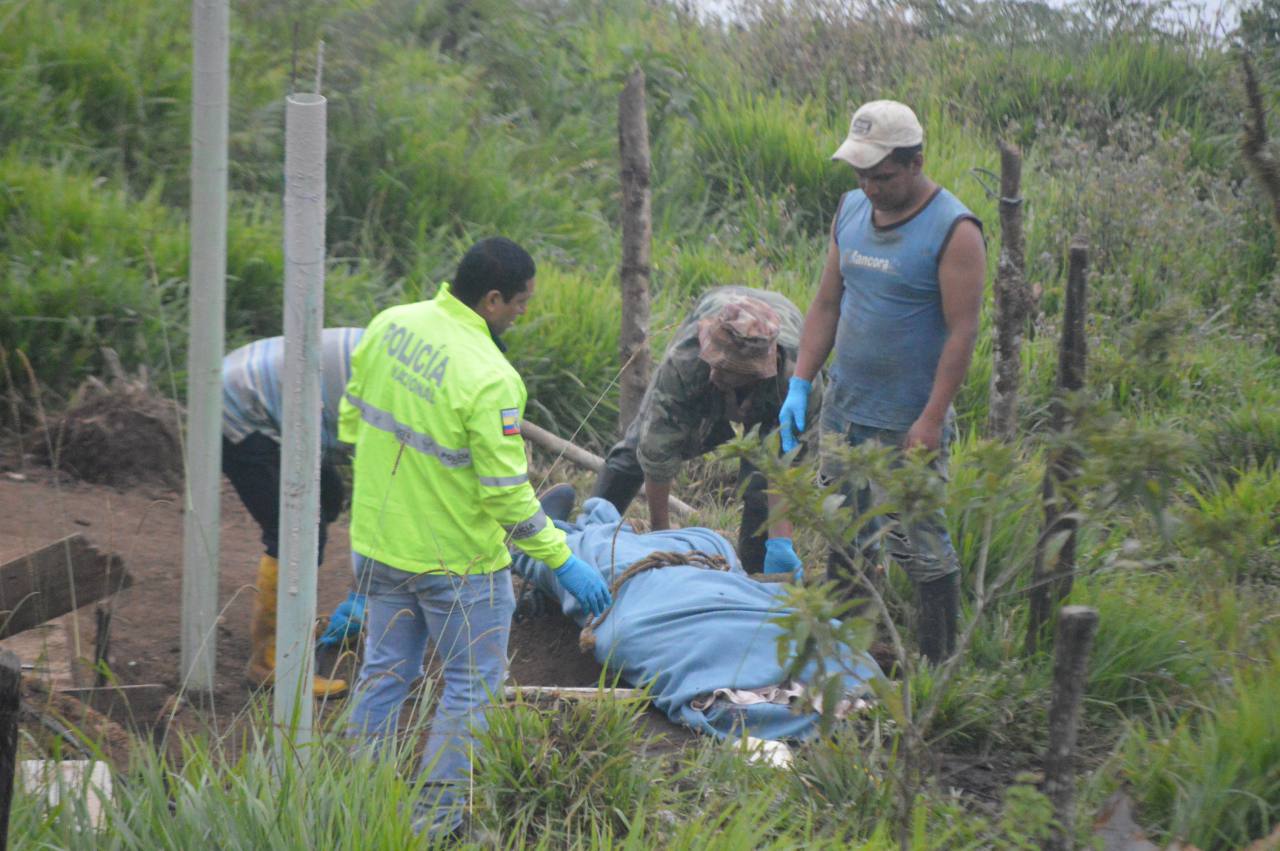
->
<box><xmin>5</xmin><ymin>0</ymin><xmax>1280</xmax><ymax>846</ymax></box>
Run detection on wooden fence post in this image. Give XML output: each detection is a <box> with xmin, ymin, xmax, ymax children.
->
<box><xmin>1240</xmin><ymin>50</ymin><xmax>1280</xmax><ymax>239</ymax></box>
<box><xmin>618</xmin><ymin>66</ymin><xmax>652</xmax><ymax>434</ymax></box>
<box><xmin>1027</xmin><ymin>238</ymin><xmax>1089</xmax><ymax>654</ymax></box>
<box><xmin>1043</xmin><ymin>606</ymin><xmax>1099</xmax><ymax>851</ymax></box>
<box><xmin>988</xmin><ymin>140</ymin><xmax>1031</xmax><ymax>440</ymax></box>
<box><xmin>1</xmin><ymin>650</ymin><xmax>20</xmax><ymax>850</ymax></box>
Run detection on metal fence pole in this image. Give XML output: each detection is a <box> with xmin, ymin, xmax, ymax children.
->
<box><xmin>181</xmin><ymin>0</ymin><xmax>229</xmax><ymax>695</ymax></box>
<box><xmin>273</xmin><ymin>91</ymin><xmax>327</xmax><ymax>751</ymax></box>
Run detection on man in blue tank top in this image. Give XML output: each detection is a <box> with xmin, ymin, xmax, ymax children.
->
<box><xmin>778</xmin><ymin>100</ymin><xmax>986</xmax><ymax>663</ymax></box>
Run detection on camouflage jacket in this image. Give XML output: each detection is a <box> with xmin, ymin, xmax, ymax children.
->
<box><xmin>634</xmin><ymin>286</ymin><xmax>822</xmax><ymax>482</ymax></box>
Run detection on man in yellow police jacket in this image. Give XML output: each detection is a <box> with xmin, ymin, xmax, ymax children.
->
<box><xmin>341</xmin><ymin>237</ymin><xmax>611</xmax><ymax>838</ymax></box>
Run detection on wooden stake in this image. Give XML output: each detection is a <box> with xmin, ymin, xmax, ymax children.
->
<box><xmin>1043</xmin><ymin>605</ymin><xmax>1099</xmax><ymax>851</ymax></box>
<box><xmin>92</xmin><ymin>605</ymin><xmax>111</xmax><ymax>689</ymax></box>
<box><xmin>1027</xmin><ymin>238</ymin><xmax>1088</xmax><ymax>654</ymax></box>
<box><xmin>617</xmin><ymin>66</ymin><xmax>653</xmax><ymax>434</ymax></box>
<box><xmin>988</xmin><ymin>141</ymin><xmax>1031</xmax><ymax>441</ymax></box>
<box><xmin>1240</xmin><ymin>50</ymin><xmax>1280</xmax><ymax>239</ymax></box>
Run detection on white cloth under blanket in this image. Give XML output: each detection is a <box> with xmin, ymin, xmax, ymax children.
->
<box><xmin>691</xmin><ymin>680</ymin><xmax>872</xmax><ymax>720</ymax></box>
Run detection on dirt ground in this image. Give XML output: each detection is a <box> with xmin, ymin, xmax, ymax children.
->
<box><xmin>0</xmin><ymin>445</ymin><xmax>689</xmax><ymax>751</ymax></box>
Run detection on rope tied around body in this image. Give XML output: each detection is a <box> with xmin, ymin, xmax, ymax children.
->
<box><xmin>578</xmin><ymin>550</ymin><xmax>731</xmax><ymax>653</ymax></box>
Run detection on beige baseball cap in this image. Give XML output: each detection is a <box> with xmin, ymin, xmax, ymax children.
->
<box><xmin>831</xmin><ymin>100</ymin><xmax>924</xmax><ymax>169</ymax></box>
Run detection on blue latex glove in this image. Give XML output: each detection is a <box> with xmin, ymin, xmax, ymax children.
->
<box><xmin>778</xmin><ymin>376</ymin><xmax>812</xmax><ymax>453</ymax></box>
<box><xmin>763</xmin><ymin>538</ymin><xmax>803</xmax><ymax>580</ymax></box>
<box><xmin>554</xmin><ymin>554</ymin><xmax>613</xmax><ymax>617</ymax></box>
<box><xmin>318</xmin><ymin>592</ymin><xmax>366</xmax><ymax>648</ymax></box>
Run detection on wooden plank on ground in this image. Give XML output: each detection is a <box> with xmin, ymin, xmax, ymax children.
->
<box><xmin>0</xmin><ymin>536</ymin><xmax>132</xmax><ymax>640</ymax></box>
<box><xmin>504</xmin><ymin>685</ymin><xmax>643</xmax><ymax>702</ymax></box>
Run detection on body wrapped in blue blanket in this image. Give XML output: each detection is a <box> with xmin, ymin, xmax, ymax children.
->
<box><xmin>511</xmin><ymin>498</ymin><xmax>883</xmax><ymax>741</ymax></box>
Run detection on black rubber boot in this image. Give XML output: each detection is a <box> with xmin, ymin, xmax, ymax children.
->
<box><xmin>917</xmin><ymin>572</ymin><xmax>960</xmax><ymax>664</ymax></box>
<box><xmin>827</xmin><ymin>548</ymin><xmax>883</xmax><ymax>616</ymax></box>
<box><xmin>589</xmin><ymin>465</ymin><xmax>645</xmax><ymax>515</ymax></box>
<box><xmin>737</xmin><ymin>465</ymin><xmax>769</xmax><ymax>574</ymax></box>
<box><xmin>539</xmin><ymin>483</ymin><xmax>577</xmax><ymax>523</ymax></box>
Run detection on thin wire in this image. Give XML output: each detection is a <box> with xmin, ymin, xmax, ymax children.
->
<box><xmin>525</xmin><ymin>316</ymin><xmax>679</xmax><ymax>503</ymax></box>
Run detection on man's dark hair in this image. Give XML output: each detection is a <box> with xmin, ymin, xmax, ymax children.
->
<box><xmin>888</xmin><ymin>144</ymin><xmax>923</xmax><ymax>166</ymax></box>
<box><xmin>452</xmin><ymin>237</ymin><xmax>536</xmax><ymax>306</ymax></box>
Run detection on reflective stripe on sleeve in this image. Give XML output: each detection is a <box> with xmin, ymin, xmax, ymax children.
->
<box><xmin>504</xmin><ymin>508</ymin><xmax>548</xmax><ymax>540</ymax></box>
<box><xmin>478</xmin><ymin>473</ymin><xmax>529</xmax><ymax>487</ymax></box>
<box><xmin>345</xmin><ymin>392</ymin><xmax>472</xmax><ymax>468</ymax></box>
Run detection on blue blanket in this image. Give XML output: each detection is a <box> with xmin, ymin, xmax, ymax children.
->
<box><xmin>512</xmin><ymin>498</ymin><xmax>882</xmax><ymax>741</ymax></box>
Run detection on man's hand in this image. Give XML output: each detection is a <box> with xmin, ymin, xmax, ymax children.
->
<box><xmin>763</xmin><ymin>538</ymin><xmax>803</xmax><ymax>581</ymax></box>
<box><xmin>553</xmin><ymin>555</ymin><xmax>613</xmax><ymax>617</ymax></box>
<box><xmin>904</xmin><ymin>412</ymin><xmax>944</xmax><ymax>451</ymax></box>
<box><xmin>778</xmin><ymin>377</ymin><xmax>813</xmax><ymax>453</ymax></box>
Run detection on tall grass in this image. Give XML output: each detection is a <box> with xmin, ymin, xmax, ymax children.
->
<box><xmin>0</xmin><ymin>154</ymin><xmax>384</xmax><ymax>397</ymax></box>
<box><xmin>938</xmin><ymin>35</ymin><xmax>1221</xmax><ymax>150</ymax></box>
<box><xmin>1121</xmin><ymin>656</ymin><xmax>1280</xmax><ymax>849</ymax></box>
<box><xmin>1075</xmin><ymin>575</ymin><xmax>1215</xmax><ymax>718</ymax></box>
<box><xmin>13</xmin><ymin>723</ymin><xmax>433</xmax><ymax>849</ymax></box>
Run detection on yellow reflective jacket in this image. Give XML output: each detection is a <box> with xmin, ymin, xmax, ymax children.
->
<box><xmin>339</xmin><ymin>284</ymin><xmax>571</xmax><ymax>575</ymax></box>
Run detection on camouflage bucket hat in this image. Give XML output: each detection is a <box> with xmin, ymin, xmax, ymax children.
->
<box><xmin>697</xmin><ymin>296</ymin><xmax>782</xmax><ymax>379</ymax></box>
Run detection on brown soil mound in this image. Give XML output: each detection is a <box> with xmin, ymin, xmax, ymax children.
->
<box><xmin>32</xmin><ymin>375</ymin><xmax>183</xmax><ymax>489</ymax></box>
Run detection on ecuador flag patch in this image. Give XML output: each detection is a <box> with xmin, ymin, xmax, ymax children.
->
<box><xmin>501</xmin><ymin>408</ymin><xmax>520</xmax><ymax>436</ymax></box>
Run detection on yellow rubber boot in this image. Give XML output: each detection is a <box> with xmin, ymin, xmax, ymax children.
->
<box><xmin>247</xmin><ymin>555</ymin><xmax>348</xmax><ymax>698</ymax></box>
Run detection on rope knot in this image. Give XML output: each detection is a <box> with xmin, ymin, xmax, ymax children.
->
<box><xmin>577</xmin><ymin>550</ymin><xmax>731</xmax><ymax>654</ymax></box>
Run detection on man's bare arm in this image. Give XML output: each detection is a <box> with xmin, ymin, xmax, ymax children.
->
<box><xmin>906</xmin><ymin>219</ymin><xmax>986</xmax><ymax>450</ymax></box>
<box><xmin>646</xmin><ymin>479</ymin><xmax>672</xmax><ymax>531</ymax></box>
<box><xmin>766</xmin><ymin>490</ymin><xmax>794</xmax><ymax>539</ymax></box>
<box><xmin>794</xmin><ymin>233</ymin><xmax>844</xmax><ymax>382</ymax></box>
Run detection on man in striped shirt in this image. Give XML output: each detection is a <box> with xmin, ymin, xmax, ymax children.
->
<box><xmin>221</xmin><ymin>326</ymin><xmax>364</xmax><ymax>697</ymax></box>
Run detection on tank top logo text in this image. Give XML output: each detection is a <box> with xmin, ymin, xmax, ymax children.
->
<box><xmin>843</xmin><ymin>248</ymin><xmax>894</xmax><ymax>274</ymax></box>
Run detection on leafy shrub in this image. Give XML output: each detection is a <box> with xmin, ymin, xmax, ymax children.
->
<box><xmin>1182</xmin><ymin>468</ymin><xmax>1280</xmax><ymax>585</ymax></box>
<box><xmin>1199</xmin><ymin>402</ymin><xmax>1280</xmax><ymax>477</ymax></box>
<box><xmin>1026</xmin><ymin>119</ymin><xmax>1268</xmax><ymax>333</ymax></box>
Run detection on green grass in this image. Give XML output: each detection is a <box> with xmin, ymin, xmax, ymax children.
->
<box><xmin>473</xmin><ymin>690</ymin><xmax>663</xmax><ymax>842</ymax></box>
<box><xmin>0</xmin><ymin>154</ymin><xmax>384</xmax><ymax>397</ymax></box>
<box><xmin>1121</xmin><ymin>655</ymin><xmax>1280</xmax><ymax>850</ymax></box>
<box><xmin>1075</xmin><ymin>575</ymin><xmax>1216</xmax><ymax>718</ymax></box>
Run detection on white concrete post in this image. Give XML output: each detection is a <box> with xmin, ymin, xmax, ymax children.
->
<box><xmin>274</xmin><ymin>92</ymin><xmax>327</xmax><ymax>747</ymax></box>
<box><xmin>181</xmin><ymin>0</ymin><xmax>229</xmax><ymax>695</ymax></box>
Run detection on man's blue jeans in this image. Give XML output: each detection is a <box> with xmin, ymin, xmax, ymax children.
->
<box><xmin>346</xmin><ymin>556</ymin><xmax>515</xmax><ymax>833</ymax></box>
<box><xmin>818</xmin><ymin>415</ymin><xmax>961</xmax><ymax>585</ymax></box>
